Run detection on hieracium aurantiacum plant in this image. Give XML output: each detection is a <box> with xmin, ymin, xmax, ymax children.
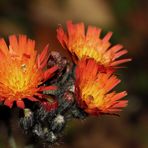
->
<box><xmin>0</xmin><ymin>21</ymin><xmax>131</xmax><ymax>145</ymax></box>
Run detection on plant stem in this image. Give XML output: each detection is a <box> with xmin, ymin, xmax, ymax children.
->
<box><xmin>9</xmin><ymin>136</ymin><xmax>17</xmax><ymax>148</ymax></box>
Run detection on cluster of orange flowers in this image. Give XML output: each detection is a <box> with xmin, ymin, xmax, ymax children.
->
<box><xmin>57</xmin><ymin>21</ymin><xmax>131</xmax><ymax>115</ymax></box>
<box><xmin>0</xmin><ymin>21</ymin><xmax>131</xmax><ymax>116</ymax></box>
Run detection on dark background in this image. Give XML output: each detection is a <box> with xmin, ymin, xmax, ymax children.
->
<box><xmin>0</xmin><ymin>0</ymin><xmax>148</xmax><ymax>147</ymax></box>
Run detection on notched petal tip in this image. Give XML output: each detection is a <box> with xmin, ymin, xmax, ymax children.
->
<box><xmin>4</xmin><ymin>99</ymin><xmax>13</xmax><ymax>108</ymax></box>
<box><xmin>17</xmin><ymin>100</ymin><xmax>25</xmax><ymax>109</ymax></box>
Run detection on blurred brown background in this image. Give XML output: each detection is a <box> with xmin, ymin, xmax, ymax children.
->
<box><xmin>0</xmin><ymin>0</ymin><xmax>148</xmax><ymax>148</ymax></box>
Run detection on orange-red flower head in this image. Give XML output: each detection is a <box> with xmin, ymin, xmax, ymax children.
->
<box><xmin>0</xmin><ymin>35</ymin><xmax>58</xmax><ymax>108</ymax></box>
<box><xmin>57</xmin><ymin>21</ymin><xmax>131</xmax><ymax>68</ymax></box>
<box><xmin>75</xmin><ymin>58</ymin><xmax>128</xmax><ymax>115</ymax></box>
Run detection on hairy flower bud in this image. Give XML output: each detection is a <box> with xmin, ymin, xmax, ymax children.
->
<box><xmin>19</xmin><ymin>109</ymin><xmax>34</xmax><ymax>131</ymax></box>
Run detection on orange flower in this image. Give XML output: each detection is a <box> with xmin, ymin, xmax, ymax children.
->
<box><xmin>0</xmin><ymin>35</ymin><xmax>58</xmax><ymax>108</ymax></box>
<box><xmin>75</xmin><ymin>58</ymin><xmax>128</xmax><ymax>115</ymax></box>
<box><xmin>57</xmin><ymin>21</ymin><xmax>131</xmax><ymax>68</ymax></box>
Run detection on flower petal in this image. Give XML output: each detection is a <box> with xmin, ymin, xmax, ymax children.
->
<box><xmin>17</xmin><ymin>100</ymin><xmax>25</xmax><ymax>109</ymax></box>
